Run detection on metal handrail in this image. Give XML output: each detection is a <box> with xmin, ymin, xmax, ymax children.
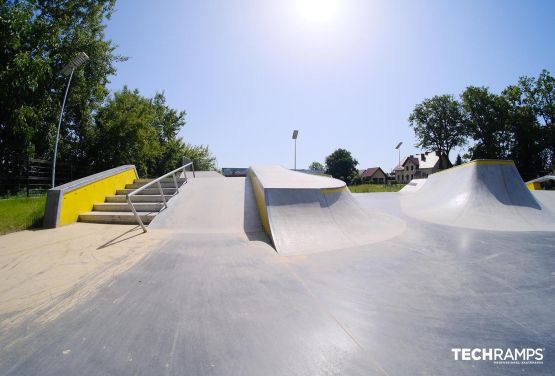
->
<box><xmin>127</xmin><ymin>161</ymin><xmax>194</xmax><ymax>232</ymax></box>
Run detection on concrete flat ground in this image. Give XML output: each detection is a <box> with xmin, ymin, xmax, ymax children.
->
<box><xmin>0</xmin><ymin>176</ymin><xmax>554</xmax><ymax>375</ymax></box>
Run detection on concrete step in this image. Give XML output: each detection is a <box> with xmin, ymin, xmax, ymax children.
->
<box><xmin>105</xmin><ymin>195</ymin><xmax>173</xmax><ymax>203</ymax></box>
<box><xmin>116</xmin><ymin>188</ymin><xmax>177</xmax><ymax>195</ymax></box>
<box><xmin>93</xmin><ymin>202</ymin><xmax>164</xmax><ymax>212</ymax></box>
<box><xmin>135</xmin><ymin>177</ymin><xmax>186</xmax><ymax>184</ymax></box>
<box><xmin>79</xmin><ymin>211</ymin><xmax>156</xmax><ymax>224</ymax></box>
<box><xmin>125</xmin><ymin>181</ymin><xmax>182</xmax><ymax>189</ymax></box>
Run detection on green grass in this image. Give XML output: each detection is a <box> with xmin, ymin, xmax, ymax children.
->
<box><xmin>349</xmin><ymin>184</ymin><xmax>406</xmax><ymax>193</ymax></box>
<box><xmin>0</xmin><ymin>195</ymin><xmax>46</xmax><ymax>235</ymax></box>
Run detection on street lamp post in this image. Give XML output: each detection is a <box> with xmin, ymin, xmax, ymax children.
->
<box><xmin>51</xmin><ymin>52</ymin><xmax>89</xmax><ymax>188</ymax></box>
<box><xmin>292</xmin><ymin>130</ymin><xmax>299</xmax><ymax>170</ymax></box>
<box><xmin>395</xmin><ymin>141</ymin><xmax>403</xmax><ymax>182</ymax></box>
<box><xmin>395</xmin><ymin>141</ymin><xmax>403</xmax><ymax>168</ymax></box>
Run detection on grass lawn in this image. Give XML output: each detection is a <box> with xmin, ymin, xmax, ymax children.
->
<box><xmin>0</xmin><ymin>196</ymin><xmax>46</xmax><ymax>235</ymax></box>
<box><xmin>349</xmin><ymin>184</ymin><xmax>406</xmax><ymax>193</ymax></box>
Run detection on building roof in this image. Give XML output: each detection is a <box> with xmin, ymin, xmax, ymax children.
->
<box><xmin>360</xmin><ymin>167</ymin><xmax>386</xmax><ymax>178</ymax></box>
<box><xmin>393</xmin><ymin>151</ymin><xmax>450</xmax><ymax>171</ymax></box>
<box><xmin>417</xmin><ymin>151</ymin><xmax>441</xmax><ymax>169</ymax></box>
<box><xmin>394</xmin><ymin>156</ymin><xmax>419</xmax><ymax>171</ymax></box>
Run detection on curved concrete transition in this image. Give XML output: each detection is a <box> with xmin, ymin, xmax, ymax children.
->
<box><xmin>249</xmin><ymin>166</ymin><xmax>405</xmax><ymax>255</ymax></box>
<box><xmin>399</xmin><ymin>178</ymin><xmax>427</xmax><ymax>193</ymax></box>
<box><xmin>400</xmin><ymin>160</ymin><xmax>555</xmax><ymax>231</ymax></box>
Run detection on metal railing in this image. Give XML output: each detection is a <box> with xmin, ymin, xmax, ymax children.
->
<box><xmin>127</xmin><ymin>161</ymin><xmax>195</xmax><ymax>232</ymax></box>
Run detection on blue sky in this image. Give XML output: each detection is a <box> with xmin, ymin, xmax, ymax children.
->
<box><xmin>105</xmin><ymin>0</ymin><xmax>555</xmax><ymax>171</ymax></box>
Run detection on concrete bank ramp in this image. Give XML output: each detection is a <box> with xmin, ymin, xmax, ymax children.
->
<box><xmin>149</xmin><ymin>173</ymin><xmax>265</xmax><ymax>239</ymax></box>
<box><xmin>399</xmin><ymin>178</ymin><xmax>427</xmax><ymax>193</ymax></box>
<box><xmin>249</xmin><ymin>166</ymin><xmax>405</xmax><ymax>255</ymax></box>
<box><xmin>400</xmin><ymin>160</ymin><xmax>555</xmax><ymax>231</ymax></box>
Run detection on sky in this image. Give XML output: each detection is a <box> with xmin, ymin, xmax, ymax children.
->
<box><xmin>105</xmin><ymin>0</ymin><xmax>555</xmax><ymax>171</ymax></box>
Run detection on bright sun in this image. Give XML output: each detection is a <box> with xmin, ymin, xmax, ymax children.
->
<box><xmin>296</xmin><ymin>0</ymin><xmax>339</xmax><ymax>23</ymax></box>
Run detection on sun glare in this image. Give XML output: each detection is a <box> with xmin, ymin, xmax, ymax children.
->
<box><xmin>296</xmin><ymin>0</ymin><xmax>339</xmax><ymax>23</ymax></box>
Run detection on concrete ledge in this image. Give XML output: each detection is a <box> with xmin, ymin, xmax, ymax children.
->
<box><xmin>44</xmin><ymin>165</ymin><xmax>138</xmax><ymax>228</ymax></box>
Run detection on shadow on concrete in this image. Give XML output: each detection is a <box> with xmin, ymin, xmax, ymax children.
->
<box><xmin>97</xmin><ymin>226</ymin><xmax>144</xmax><ymax>250</ymax></box>
<box><xmin>243</xmin><ymin>177</ymin><xmax>271</xmax><ymax>245</ymax></box>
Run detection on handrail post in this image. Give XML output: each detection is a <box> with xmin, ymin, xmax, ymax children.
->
<box><xmin>127</xmin><ymin>194</ymin><xmax>147</xmax><ymax>233</ymax></box>
<box><xmin>158</xmin><ymin>181</ymin><xmax>168</xmax><ymax>208</ymax></box>
<box><xmin>172</xmin><ymin>172</ymin><xmax>179</xmax><ymax>193</ymax></box>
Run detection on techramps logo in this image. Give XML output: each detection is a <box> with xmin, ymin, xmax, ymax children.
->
<box><xmin>451</xmin><ymin>348</ymin><xmax>544</xmax><ymax>365</ymax></box>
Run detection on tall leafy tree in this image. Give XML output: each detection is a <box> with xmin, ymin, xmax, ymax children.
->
<box><xmin>461</xmin><ymin>87</ymin><xmax>512</xmax><ymax>160</ymax></box>
<box><xmin>408</xmin><ymin>95</ymin><xmax>465</xmax><ymax>168</ymax></box>
<box><xmin>308</xmin><ymin>161</ymin><xmax>324</xmax><ymax>171</ymax></box>
<box><xmin>0</xmin><ymin>0</ymin><xmax>122</xmax><ymax>174</ymax></box>
<box><xmin>91</xmin><ymin>87</ymin><xmax>216</xmax><ymax>176</ymax></box>
<box><xmin>517</xmin><ymin>70</ymin><xmax>555</xmax><ymax>171</ymax></box>
<box><xmin>325</xmin><ymin>149</ymin><xmax>358</xmax><ymax>184</ymax></box>
<box><xmin>502</xmin><ymin>85</ymin><xmax>546</xmax><ymax>180</ymax></box>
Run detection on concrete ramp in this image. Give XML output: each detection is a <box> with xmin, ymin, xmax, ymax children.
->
<box><xmin>399</xmin><ymin>178</ymin><xmax>427</xmax><ymax>193</ymax></box>
<box><xmin>401</xmin><ymin>160</ymin><xmax>555</xmax><ymax>231</ymax></box>
<box><xmin>250</xmin><ymin>166</ymin><xmax>405</xmax><ymax>255</ymax></box>
<box><xmin>150</xmin><ymin>175</ymin><xmax>265</xmax><ymax>239</ymax></box>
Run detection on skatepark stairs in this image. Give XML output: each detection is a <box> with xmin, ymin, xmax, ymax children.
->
<box><xmin>79</xmin><ymin>177</ymin><xmax>186</xmax><ymax>225</ymax></box>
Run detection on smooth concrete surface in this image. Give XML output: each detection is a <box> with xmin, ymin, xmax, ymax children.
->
<box><xmin>265</xmin><ymin>188</ymin><xmax>405</xmax><ymax>255</ymax></box>
<box><xmin>150</xmin><ymin>176</ymin><xmax>264</xmax><ymax>237</ymax></box>
<box><xmin>399</xmin><ymin>178</ymin><xmax>427</xmax><ymax>193</ymax></box>
<box><xmin>249</xmin><ymin>166</ymin><xmax>405</xmax><ymax>255</ymax></box>
<box><xmin>401</xmin><ymin>161</ymin><xmax>555</xmax><ymax>231</ymax></box>
<box><xmin>251</xmin><ymin>165</ymin><xmax>345</xmax><ymax>189</ymax></box>
<box><xmin>1</xmin><ymin>168</ymin><xmax>554</xmax><ymax>375</ymax></box>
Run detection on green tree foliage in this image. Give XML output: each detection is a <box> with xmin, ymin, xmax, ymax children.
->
<box><xmin>409</xmin><ymin>70</ymin><xmax>554</xmax><ymax>179</ymax></box>
<box><xmin>91</xmin><ymin>87</ymin><xmax>216</xmax><ymax>176</ymax></box>
<box><xmin>461</xmin><ymin>87</ymin><xmax>512</xmax><ymax>160</ymax></box>
<box><xmin>517</xmin><ymin>70</ymin><xmax>554</xmax><ymax>171</ymax></box>
<box><xmin>408</xmin><ymin>95</ymin><xmax>465</xmax><ymax>168</ymax></box>
<box><xmin>325</xmin><ymin>149</ymin><xmax>358</xmax><ymax>184</ymax></box>
<box><xmin>0</xmin><ymin>0</ymin><xmax>122</xmax><ymax>173</ymax></box>
<box><xmin>308</xmin><ymin>161</ymin><xmax>324</xmax><ymax>171</ymax></box>
<box><xmin>502</xmin><ymin>85</ymin><xmax>546</xmax><ymax>180</ymax></box>
<box><xmin>181</xmin><ymin>144</ymin><xmax>217</xmax><ymax>171</ymax></box>
<box><xmin>455</xmin><ymin>154</ymin><xmax>463</xmax><ymax>166</ymax></box>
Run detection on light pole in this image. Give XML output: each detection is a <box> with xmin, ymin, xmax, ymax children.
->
<box><xmin>51</xmin><ymin>52</ymin><xmax>89</xmax><ymax>188</ymax></box>
<box><xmin>292</xmin><ymin>130</ymin><xmax>299</xmax><ymax>170</ymax></box>
<box><xmin>395</xmin><ymin>141</ymin><xmax>403</xmax><ymax>168</ymax></box>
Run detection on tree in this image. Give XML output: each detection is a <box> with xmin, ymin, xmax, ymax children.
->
<box><xmin>308</xmin><ymin>161</ymin><xmax>324</xmax><ymax>171</ymax></box>
<box><xmin>182</xmin><ymin>144</ymin><xmax>217</xmax><ymax>171</ymax></box>
<box><xmin>517</xmin><ymin>70</ymin><xmax>555</xmax><ymax>171</ymax></box>
<box><xmin>461</xmin><ymin>87</ymin><xmax>512</xmax><ymax>160</ymax></box>
<box><xmin>408</xmin><ymin>95</ymin><xmax>465</xmax><ymax>168</ymax></box>
<box><xmin>90</xmin><ymin>87</ymin><xmax>216</xmax><ymax>176</ymax></box>
<box><xmin>325</xmin><ymin>149</ymin><xmax>358</xmax><ymax>184</ymax></box>
<box><xmin>455</xmin><ymin>154</ymin><xmax>463</xmax><ymax>166</ymax></box>
<box><xmin>503</xmin><ymin>84</ymin><xmax>547</xmax><ymax>180</ymax></box>
<box><xmin>0</xmin><ymin>0</ymin><xmax>123</xmax><ymax>175</ymax></box>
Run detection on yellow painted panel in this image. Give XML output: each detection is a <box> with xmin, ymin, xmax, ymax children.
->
<box><xmin>248</xmin><ymin>170</ymin><xmax>272</xmax><ymax>238</ymax></box>
<box><xmin>320</xmin><ymin>187</ymin><xmax>347</xmax><ymax>194</ymax></box>
<box><xmin>59</xmin><ymin>169</ymin><xmax>137</xmax><ymax>226</ymax></box>
<box><xmin>527</xmin><ymin>182</ymin><xmax>542</xmax><ymax>190</ymax></box>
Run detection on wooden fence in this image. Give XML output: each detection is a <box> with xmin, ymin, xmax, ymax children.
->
<box><xmin>0</xmin><ymin>158</ymin><xmax>92</xmax><ymax>197</ymax></box>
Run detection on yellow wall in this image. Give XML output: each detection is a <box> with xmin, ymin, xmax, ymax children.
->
<box><xmin>527</xmin><ymin>182</ymin><xmax>542</xmax><ymax>190</ymax></box>
<box><xmin>59</xmin><ymin>168</ymin><xmax>137</xmax><ymax>225</ymax></box>
<box><xmin>248</xmin><ymin>170</ymin><xmax>272</xmax><ymax>239</ymax></box>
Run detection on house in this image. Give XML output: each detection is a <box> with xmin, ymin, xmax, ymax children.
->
<box><xmin>360</xmin><ymin>167</ymin><xmax>387</xmax><ymax>184</ymax></box>
<box><xmin>393</xmin><ymin>151</ymin><xmax>451</xmax><ymax>183</ymax></box>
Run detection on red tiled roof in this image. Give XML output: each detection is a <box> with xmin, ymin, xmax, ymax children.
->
<box><xmin>361</xmin><ymin>167</ymin><xmax>385</xmax><ymax>178</ymax></box>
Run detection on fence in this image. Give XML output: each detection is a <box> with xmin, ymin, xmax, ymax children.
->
<box><xmin>0</xmin><ymin>158</ymin><xmax>92</xmax><ymax>197</ymax></box>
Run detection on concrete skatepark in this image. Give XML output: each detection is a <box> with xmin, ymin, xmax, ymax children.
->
<box><xmin>0</xmin><ymin>160</ymin><xmax>554</xmax><ymax>375</ymax></box>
